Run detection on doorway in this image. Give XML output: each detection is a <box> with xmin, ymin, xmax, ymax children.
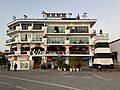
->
<box><xmin>32</xmin><ymin>57</ymin><xmax>42</xmax><ymax>69</ymax></box>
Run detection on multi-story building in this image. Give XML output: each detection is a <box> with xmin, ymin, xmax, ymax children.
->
<box><xmin>110</xmin><ymin>39</ymin><xmax>120</xmax><ymax>67</ymax></box>
<box><xmin>93</xmin><ymin>30</ymin><xmax>113</xmax><ymax>69</ymax></box>
<box><xmin>6</xmin><ymin>12</ymin><xmax>96</xmax><ymax>70</ymax></box>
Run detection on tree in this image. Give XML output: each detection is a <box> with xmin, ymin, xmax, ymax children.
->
<box><xmin>0</xmin><ymin>51</ymin><xmax>7</xmax><ymax>65</ymax></box>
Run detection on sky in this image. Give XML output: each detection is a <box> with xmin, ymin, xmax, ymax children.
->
<box><xmin>0</xmin><ymin>0</ymin><xmax>120</xmax><ymax>51</ymax></box>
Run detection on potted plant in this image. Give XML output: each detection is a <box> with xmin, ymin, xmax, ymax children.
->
<box><xmin>69</xmin><ymin>56</ymin><xmax>82</xmax><ymax>71</ymax></box>
<box><xmin>57</xmin><ymin>60</ymin><xmax>64</xmax><ymax>71</ymax></box>
<box><xmin>76</xmin><ymin>63</ymin><xmax>81</xmax><ymax>71</ymax></box>
<box><xmin>61</xmin><ymin>63</ymin><xmax>67</xmax><ymax>71</ymax></box>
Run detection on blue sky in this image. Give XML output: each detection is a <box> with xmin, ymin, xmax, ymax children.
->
<box><xmin>0</xmin><ymin>0</ymin><xmax>120</xmax><ymax>51</ymax></box>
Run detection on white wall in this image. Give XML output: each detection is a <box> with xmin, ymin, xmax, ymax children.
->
<box><xmin>110</xmin><ymin>40</ymin><xmax>120</xmax><ymax>62</ymax></box>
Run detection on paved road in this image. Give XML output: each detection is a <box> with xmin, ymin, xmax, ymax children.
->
<box><xmin>0</xmin><ymin>69</ymin><xmax>120</xmax><ymax>90</ymax></box>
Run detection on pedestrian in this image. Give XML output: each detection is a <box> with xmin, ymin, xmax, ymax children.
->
<box><xmin>14</xmin><ymin>63</ymin><xmax>17</xmax><ymax>71</ymax></box>
<box><xmin>7</xmin><ymin>62</ymin><xmax>11</xmax><ymax>71</ymax></box>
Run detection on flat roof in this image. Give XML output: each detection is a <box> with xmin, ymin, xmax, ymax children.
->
<box><xmin>110</xmin><ymin>39</ymin><xmax>120</xmax><ymax>44</ymax></box>
<box><xmin>7</xmin><ymin>18</ymin><xmax>97</xmax><ymax>27</ymax></box>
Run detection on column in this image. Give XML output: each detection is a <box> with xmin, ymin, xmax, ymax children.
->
<box><xmin>65</xmin><ymin>46</ymin><xmax>69</xmax><ymax>64</ymax></box>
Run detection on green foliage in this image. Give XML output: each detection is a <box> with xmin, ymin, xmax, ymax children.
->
<box><xmin>0</xmin><ymin>52</ymin><xmax>8</xmax><ymax>65</ymax></box>
<box><xmin>57</xmin><ymin>60</ymin><xmax>64</xmax><ymax>67</ymax></box>
<box><xmin>69</xmin><ymin>57</ymin><xmax>82</xmax><ymax>68</ymax></box>
<box><xmin>62</xmin><ymin>63</ymin><xmax>71</xmax><ymax>68</ymax></box>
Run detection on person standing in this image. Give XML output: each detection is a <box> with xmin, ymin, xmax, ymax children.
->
<box><xmin>14</xmin><ymin>63</ymin><xmax>17</xmax><ymax>71</ymax></box>
<box><xmin>7</xmin><ymin>62</ymin><xmax>11</xmax><ymax>71</ymax></box>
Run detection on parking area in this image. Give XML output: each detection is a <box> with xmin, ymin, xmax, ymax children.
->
<box><xmin>0</xmin><ymin>68</ymin><xmax>120</xmax><ymax>90</ymax></box>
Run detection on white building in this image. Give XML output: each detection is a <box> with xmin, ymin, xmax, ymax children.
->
<box><xmin>93</xmin><ymin>30</ymin><xmax>113</xmax><ymax>69</ymax></box>
<box><xmin>110</xmin><ymin>39</ymin><xmax>120</xmax><ymax>66</ymax></box>
<box><xmin>6</xmin><ymin>12</ymin><xmax>96</xmax><ymax>70</ymax></box>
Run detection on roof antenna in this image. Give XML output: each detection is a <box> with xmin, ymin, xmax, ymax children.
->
<box><xmin>42</xmin><ymin>11</ymin><xmax>47</xmax><ymax>19</ymax></box>
<box><xmin>76</xmin><ymin>14</ymin><xmax>80</xmax><ymax>20</ymax></box>
<box><xmin>99</xmin><ymin>29</ymin><xmax>103</xmax><ymax>34</ymax></box>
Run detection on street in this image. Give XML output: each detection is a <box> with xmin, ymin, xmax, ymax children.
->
<box><xmin>0</xmin><ymin>69</ymin><xmax>120</xmax><ymax>90</ymax></box>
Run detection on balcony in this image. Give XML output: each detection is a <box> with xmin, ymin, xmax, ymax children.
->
<box><xmin>6</xmin><ymin>26</ymin><xmax>21</xmax><ymax>35</ymax></box>
<box><xmin>32</xmin><ymin>26</ymin><xmax>45</xmax><ymax>31</ymax></box>
<box><xmin>90</xmin><ymin>29</ymin><xmax>96</xmax><ymax>35</ymax></box>
<box><xmin>46</xmin><ymin>51</ymin><xmax>90</xmax><ymax>56</ymax></box>
<box><xmin>6</xmin><ymin>38</ymin><xmax>15</xmax><ymax>43</ymax></box>
<box><xmin>30</xmin><ymin>51</ymin><xmax>44</xmax><ymax>56</ymax></box>
<box><xmin>7</xmin><ymin>26</ymin><xmax>46</xmax><ymax>35</ymax></box>
<box><xmin>8</xmin><ymin>51</ymin><xmax>19</xmax><ymax>56</ymax></box>
<box><xmin>47</xmin><ymin>40</ymin><xmax>65</xmax><ymax>45</ymax></box>
<box><xmin>20</xmin><ymin>51</ymin><xmax>30</xmax><ymax>55</ymax></box>
<box><xmin>6</xmin><ymin>37</ymin><xmax>44</xmax><ymax>44</ymax></box>
<box><xmin>69</xmin><ymin>41</ymin><xmax>89</xmax><ymax>45</ymax></box>
<box><xmin>7</xmin><ymin>29</ymin><xmax>14</xmax><ymax>33</ymax></box>
<box><xmin>8</xmin><ymin>51</ymin><xmax>30</xmax><ymax>56</ymax></box>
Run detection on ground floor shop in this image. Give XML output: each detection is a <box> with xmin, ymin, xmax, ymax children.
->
<box><xmin>8</xmin><ymin>56</ymin><xmax>92</xmax><ymax>70</ymax></box>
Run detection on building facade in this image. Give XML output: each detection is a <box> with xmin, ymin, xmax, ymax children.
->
<box><xmin>110</xmin><ymin>39</ymin><xmax>120</xmax><ymax>66</ymax></box>
<box><xmin>6</xmin><ymin>12</ymin><xmax>96</xmax><ymax>70</ymax></box>
<box><xmin>93</xmin><ymin>30</ymin><xmax>113</xmax><ymax>69</ymax></box>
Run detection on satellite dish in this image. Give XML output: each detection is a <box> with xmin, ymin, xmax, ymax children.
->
<box><xmin>68</xmin><ymin>13</ymin><xmax>72</xmax><ymax>18</ymax></box>
<box><xmin>12</xmin><ymin>15</ymin><xmax>16</xmax><ymax>20</ymax></box>
<box><xmin>82</xmin><ymin>12</ymin><xmax>88</xmax><ymax>19</ymax></box>
<box><xmin>24</xmin><ymin>15</ymin><xmax>28</xmax><ymax>19</ymax></box>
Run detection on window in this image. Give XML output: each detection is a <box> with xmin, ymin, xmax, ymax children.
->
<box><xmin>69</xmin><ymin>26</ymin><xmax>88</xmax><ymax>33</ymax></box>
<box><xmin>33</xmin><ymin>34</ymin><xmax>43</xmax><ymax>41</ymax></box>
<box><xmin>69</xmin><ymin>37</ymin><xmax>89</xmax><ymax>44</ymax></box>
<box><xmin>33</xmin><ymin>24</ymin><xmax>43</xmax><ymax>30</ymax></box>
<box><xmin>48</xmin><ymin>26</ymin><xmax>65</xmax><ymax>33</ymax></box>
<box><xmin>21</xmin><ymin>34</ymin><xmax>31</xmax><ymax>41</ymax></box>
<box><xmin>22</xmin><ymin>24</ymin><xmax>31</xmax><ymax>30</ymax></box>
<box><xmin>47</xmin><ymin>37</ymin><xmax>65</xmax><ymax>44</ymax></box>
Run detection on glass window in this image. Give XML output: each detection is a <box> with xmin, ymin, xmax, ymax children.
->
<box><xmin>69</xmin><ymin>26</ymin><xmax>88</xmax><ymax>33</ymax></box>
<box><xmin>21</xmin><ymin>34</ymin><xmax>31</xmax><ymax>40</ymax></box>
<box><xmin>33</xmin><ymin>34</ymin><xmax>42</xmax><ymax>41</ymax></box>
<box><xmin>47</xmin><ymin>26</ymin><xmax>54</xmax><ymax>33</ymax></box>
<box><xmin>47</xmin><ymin>26</ymin><xmax>65</xmax><ymax>33</ymax></box>
<box><xmin>47</xmin><ymin>37</ymin><xmax>65</xmax><ymax>44</ymax></box>
<box><xmin>33</xmin><ymin>24</ymin><xmax>43</xmax><ymax>30</ymax></box>
<box><xmin>69</xmin><ymin>37</ymin><xmax>89</xmax><ymax>44</ymax></box>
<box><xmin>22</xmin><ymin>24</ymin><xmax>31</xmax><ymax>30</ymax></box>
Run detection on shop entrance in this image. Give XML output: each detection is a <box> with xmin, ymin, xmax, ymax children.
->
<box><xmin>32</xmin><ymin>57</ymin><xmax>42</xmax><ymax>69</ymax></box>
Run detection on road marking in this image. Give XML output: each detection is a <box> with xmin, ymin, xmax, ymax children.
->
<box><xmin>91</xmin><ymin>73</ymin><xmax>113</xmax><ymax>81</ymax></box>
<box><xmin>82</xmin><ymin>77</ymin><xmax>93</xmax><ymax>79</ymax></box>
<box><xmin>0</xmin><ymin>75</ymin><xmax>83</xmax><ymax>90</ymax></box>
<box><xmin>0</xmin><ymin>81</ymin><xmax>30</xmax><ymax>90</ymax></box>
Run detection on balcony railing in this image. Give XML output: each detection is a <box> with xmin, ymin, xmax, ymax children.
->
<box><xmin>70</xmin><ymin>51</ymin><xmax>89</xmax><ymax>54</ymax></box>
<box><xmin>7</xmin><ymin>26</ymin><xmax>46</xmax><ymax>34</ymax></box>
<box><xmin>7</xmin><ymin>29</ymin><xmax>14</xmax><ymax>33</ymax></box>
<box><xmin>6</xmin><ymin>38</ymin><xmax>15</xmax><ymax>43</ymax></box>
<box><xmin>47</xmin><ymin>41</ymin><xmax>65</xmax><ymax>44</ymax></box>
<box><xmin>90</xmin><ymin>29</ymin><xmax>96</xmax><ymax>34</ymax></box>
<box><xmin>8</xmin><ymin>51</ymin><xmax>30</xmax><ymax>56</ymax></box>
<box><xmin>70</xmin><ymin>41</ymin><xmax>89</xmax><ymax>44</ymax></box>
<box><xmin>32</xmin><ymin>38</ymin><xmax>42</xmax><ymax>41</ymax></box>
<box><xmin>30</xmin><ymin>50</ymin><xmax>89</xmax><ymax>56</ymax></box>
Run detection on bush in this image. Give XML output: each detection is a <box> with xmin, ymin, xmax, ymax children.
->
<box><xmin>61</xmin><ymin>63</ymin><xmax>71</xmax><ymax>69</ymax></box>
